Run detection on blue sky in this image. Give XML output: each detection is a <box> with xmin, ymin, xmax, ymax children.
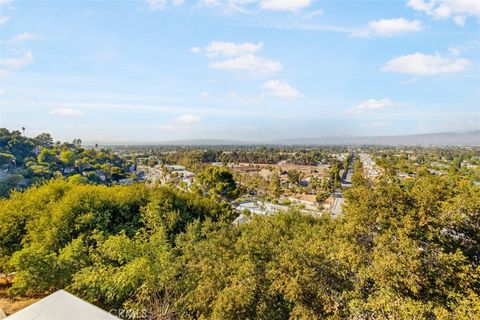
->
<box><xmin>0</xmin><ymin>0</ymin><xmax>479</xmax><ymax>142</ymax></box>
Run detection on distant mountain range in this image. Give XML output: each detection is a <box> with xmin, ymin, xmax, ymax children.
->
<box><xmin>93</xmin><ymin>130</ymin><xmax>480</xmax><ymax>147</ymax></box>
<box><xmin>272</xmin><ymin>130</ymin><xmax>480</xmax><ymax>146</ymax></box>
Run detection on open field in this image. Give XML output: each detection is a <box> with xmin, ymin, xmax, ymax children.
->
<box><xmin>233</xmin><ymin>162</ymin><xmax>330</xmax><ymax>181</ymax></box>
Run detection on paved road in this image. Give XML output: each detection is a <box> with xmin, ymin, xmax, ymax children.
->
<box><xmin>333</xmin><ymin>152</ymin><xmax>354</xmax><ymax>216</ymax></box>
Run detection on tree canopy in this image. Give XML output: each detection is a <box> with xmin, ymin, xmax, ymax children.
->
<box><xmin>0</xmin><ymin>171</ymin><xmax>478</xmax><ymax>319</ymax></box>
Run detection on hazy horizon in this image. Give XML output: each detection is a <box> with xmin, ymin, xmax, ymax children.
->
<box><xmin>1</xmin><ymin>0</ymin><xmax>479</xmax><ymax>141</ymax></box>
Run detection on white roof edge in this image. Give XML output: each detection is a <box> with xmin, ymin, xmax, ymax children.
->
<box><xmin>5</xmin><ymin>290</ymin><xmax>120</xmax><ymax>320</ymax></box>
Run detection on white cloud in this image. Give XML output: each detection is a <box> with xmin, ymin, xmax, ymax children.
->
<box><xmin>174</xmin><ymin>114</ymin><xmax>200</xmax><ymax>124</ymax></box>
<box><xmin>190</xmin><ymin>46</ymin><xmax>202</xmax><ymax>54</ymax></box>
<box><xmin>0</xmin><ymin>15</ymin><xmax>9</xmax><ymax>25</ymax></box>
<box><xmin>453</xmin><ymin>15</ymin><xmax>466</xmax><ymax>25</ymax></box>
<box><xmin>259</xmin><ymin>0</ymin><xmax>312</xmax><ymax>12</ymax></box>
<box><xmin>407</xmin><ymin>0</ymin><xmax>480</xmax><ymax>26</ymax></box>
<box><xmin>200</xmin><ymin>91</ymin><xmax>210</xmax><ymax>98</ymax></box>
<box><xmin>8</xmin><ymin>32</ymin><xmax>38</xmax><ymax>44</ymax></box>
<box><xmin>146</xmin><ymin>0</ymin><xmax>185</xmax><ymax>10</ymax></box>
<box><xmin>205</xmin><ymin>41</ymin><xmax>263</xmax><ymax>57</ymax></box>
<box><xmin>0</xmin><ymin>0</ymin><xmax>13</xmax><ymax>5</ymax></box>
<box><xmin>448</xmin><ymin>47</ymin><xmax>460</xmax><ymax>56</ymax></box>
<box><xmin>348</xmin><ymin>98</ymin><xmax>396</xmax><ymax>113</ymax></box>
<box><xmin>0</xmin><ymin>50</ymin><xmax>33</xmax><ymax>69</ymax></box>
<box><xmin>195</xmin><ymin>41</ymin><xmax>282</xmax><ymax>77</ymax></box>
<box><xmin>383</xmin><ymin>52</ymin><xmax>470</xmax><ymax>75</ymax></box>
<box><xmin>198</xmin><ymin>0</ymin><xmax>243</xmax><ymax>13</ymax></box>
<box><xmin>49</xmin><ymin>108</ymin><xmax>84</xmax><ymax>117</ymax></box>
<box><xmin>303</xmin><ymin>9</ymin><xmax>324</xmax><ymax>19</ymax></box>
<box><xmin>210</xmin><ymin>54</ymin><xmax>282</xmax><ymax>77</ymax></box>
<box><xmin>198</xmin><ymin>0</ymin><xmax>312</xmax><ymax>12</ymax></box>
<box><xmin>353</xmin><ymin>18</ymin><xmax>423</xmax><ymax>37</ymax></box>
<box><xmin>146</xmin><ymin>0</ymin><xmax>167</xmax><ymax>10</ymax></box>
<box><xmin>408</xmin><ymin>0</ymin><xmax>432</xmax><ymax>12</ymax></box>
<box><xmin>159</xmin><ymin>114</ymin><xmax>200</xmax><ymax>130</ymax></box>
<box><xmin>261</xmin><ymin>80</ymin><xmax>302</xmax><ymax>99</ymax></box>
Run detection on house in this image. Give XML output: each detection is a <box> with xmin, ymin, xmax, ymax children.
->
<box><xmin>299</xmin><ymin>178</ymin><xmax>309</xmax><ymax>187</ymax></box>
<box><xmin>63</xmin><ymin>167</ymin><xmax>75</xmax><ymax>174</ymax></box>
<box><xmin>165</xmin><ymin>165</ymin><xmax>186</xmax><ymax>171</ymax></box>
<box><xmin>427</xmin><ymin>168</ymin><xmax>446</xmax><ymax>176</ymax></box>
<box><xmin>118</xmin><ymin>178</ymin><xmax>133</xmax><ymax>185</ymax></box>
<box><xmin>4</xmin><ymin>290</ymin><xmax>119</xmax><ymax>320</ymax></box>
<box><xmin>235</xmin><ymin>201</ymin><xmax>285</xmax><ymax>216</ymax></box>
<box><xmin>33</xmin><ymin>146</ymin><xmax>42</xmax><ymax>156</ymax></box>
<box><xmin>96</xmin><ymin>171</ymin><xmax>107</xmax><ymax>182</ymax></box>
<box><xmin>233</xmin><ymin>213</ymin><xmax>249</xmax><ymax>225</ymax></box>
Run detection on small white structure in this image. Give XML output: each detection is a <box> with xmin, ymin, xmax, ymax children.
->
<box><xmin>165</xmin><ymin>165</ymin><xmax>186</xmax><ymax>171</ymax></box>
<box><xmin>118</xmin><ymin>178</ymin><xmax>134</xmax><ymax>185</ymax></box>
<box><xmin>233</xmin><ymin>213</ymin><xmax>249</xmax><ymax>225</ymax></box>
<box><xmin>97</xmin><ymin>172</ymin><xmax>107</xmax><ymax>182</ymax></box>
<box><xmin>235</xmin><ymin>201</ymin><xmax>285</xmax><ymax>216</ymax></box>
<box><xmin>331</xmin><ymin>195</ymin><xmax>345</xmax><ymax>218</ymax></box>
<box><xmin>63</xmin><ymin>167</ymin><xmax>75</xmax><ymax>174</ymax></box>
<box><xmin>5</xmin><ymin>290</ymin><xmax>119</xmax><ymax>320</ymax></box>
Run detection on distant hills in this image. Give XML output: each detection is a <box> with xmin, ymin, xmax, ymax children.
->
<box><xmin>272</xmin><ymin>130</ymin><xmax>480</xmax><ymax>146</ymax></box>
<box><xmin>93</xmin><ymin>130</ymin><xmax>480</xmax><ymax>147</ymax></box>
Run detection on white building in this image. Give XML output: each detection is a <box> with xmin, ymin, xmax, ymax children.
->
<box><xmin>235</xmin><ymin>201</ymin><xmax>285</xmax><ymax>216</ymax></box>
<box><xmin>4</xmin><ymin>290</ymin><xmax>119</xmax><ymax>320</ymax></box>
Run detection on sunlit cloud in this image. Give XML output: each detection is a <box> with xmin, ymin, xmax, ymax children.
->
<box><xmin>0</xmin><ymin>51</ymin><xmax>33</xmax><ymax>69</ymax></box>
<box><xmin>352</xmin><ymin>18</ymin><xmax>423</xmax><ymax>38</ymax></box>
<box><xmin>348</xmin><ymin>98</ymin><xmax>397</xmax><ymax>113</ymax></box>
<box><xmin>383</xmin><ymin>52</ymin><xmax>470</xmax><ymax>75</ymax></box>
<box><xmin>261</xmin><ymin>80</ymin><xmax>302</xmax><ymax>99</ymax></box>
<box><xmin>407</xmin><ymin>0</ymin><xmax>480</xmax><ymax>26</ymax></box>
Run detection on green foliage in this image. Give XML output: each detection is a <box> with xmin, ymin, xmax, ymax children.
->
<box><xmin>328</xmin><ymin>161</ymin><xmax>341</xmax><ymax>191</ymax></box>
<box><xmin>351</xmin><ymin>159</ymin><xmax>367</xmax><ymax>187</ymax></box>
<box><xmin>68</xmin><ymin>174</ymin><xmax>89</xmax><ymax>184</ymax></box>
<box><xmin>26</xmin><ymin>164</ymin><xmax>53</xmax><ymax>179</ymax></box>
<box><xmin>0</xmin><ymin>170</ymin><xmax>479</xmax><ymax>318</ymax></box>
<box><xmin>192</xmin><ymin>166</ymin><xmax>239</xmax><ymax>201</ymax></box>
<box><xmin>0</xmin><ymin>174</ymin><xmax>24</xmax><ymax>198</ymax></box>
<box><xmin>176</xmin><ymin>213</ymin><xmax>349</xmax><ymax>319</ymax></box>
<box><xmin>0</xmin><ymin>180</ymin><xmax>232</xmax><ymax>298</ymax></box>
<box><xmin>315</xmin><ymin>189</ymin><xmax>329</xmax><ymax>203</ymax></box>
<box><xmin>37</xmin><ymin>149</ymin><xmax>58</xmax><ymax>164</ymax></box>
<box><xmin>269</xmin><ymin>171</ymin><xmax>281</xmax><ymax>197</ymax></box>
<box><xmin>111</xmin><ymin>166</ymin><xmax>126</xmax><ymax>180</ymax></box>
<box><xmin>0</xmin><ymin>152</ymin><xmax>15</xmax><ymax>166</ymax></box>
<box><xmin>287</xmin><ymin>169</ymin><xmax>303</xmax><ymax>185</ymax></box>
<box><xmin>34</xmin><ymin>133</ymin><xmax>54</xmax><ymax>148</ymax></box>
<box><xmin>0</xmin><ymin>128</ymin><xmax>35</xmax><ymax>164</ymax></box>
<box><xmin>59</xmin><ymin>150</ymin><xmax>76</xmax><ymax>165</ymax></box>
<box><xmin>0</xmin><ymin>129</ymin><xmax>133</xmax><ymax>198</ymax></box>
